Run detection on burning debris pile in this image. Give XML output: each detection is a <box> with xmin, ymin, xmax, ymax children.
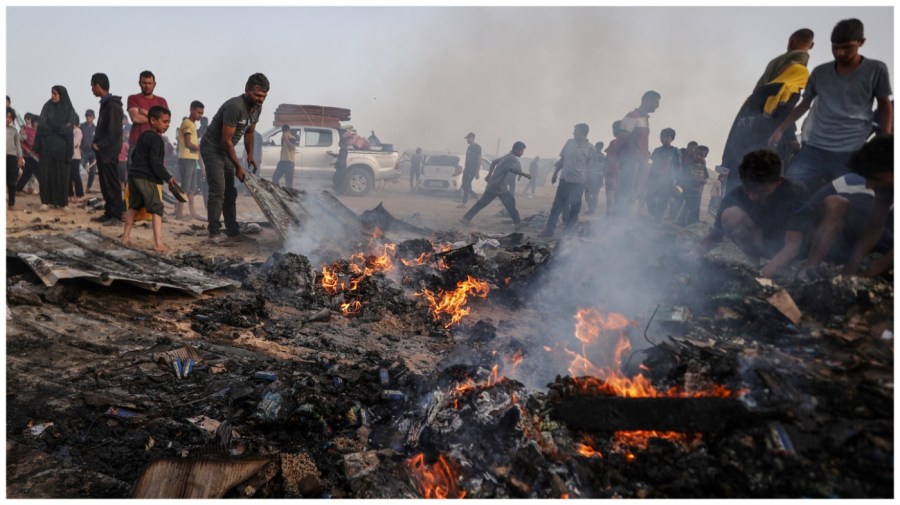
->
<box><xmin>6</xmin><ymin>218</ymin><xmax>893</xmax><ymax>498</ymax></box>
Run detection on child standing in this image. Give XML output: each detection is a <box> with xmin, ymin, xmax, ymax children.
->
<box><xmin>673</xmin><ymin>145</ymin><xmax>710</xmax><ymax>226</ymax></box>
<box><xmin>69</xmin><ymin>123</ymin><xmax>84</xmax><ymax>203</ymax></box>
<box><xmin>646</xmin><ymin>128</ymin><xmax>680</xmax><ymax>220</ymax></box>
<box><xmin>6</xmin><ymin>107</ymin><xmax>24</xmax><ymax>210</ymax></box>
<box><xmin>708</xmin><ymin>168</ymin><xmax>728</xmax><ymax>217</ymax></box>
<box><xmin>122</xmin><ymin>106</ymin><xmax>177</xmax><ymax>253</ymax></box>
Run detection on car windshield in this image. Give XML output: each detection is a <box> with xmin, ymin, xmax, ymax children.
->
<box><xmin>425</xmin><ymin>155</ymin><xmax>460</xmax><ymax>166</ymax></box>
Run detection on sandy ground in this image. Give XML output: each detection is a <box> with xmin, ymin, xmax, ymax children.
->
<box><xmin>5</xmin><ymin>176</ymin><xmax>715</xmax><ymax>259</ymax></box>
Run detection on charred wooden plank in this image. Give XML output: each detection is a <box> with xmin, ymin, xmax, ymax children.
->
<box><xmin>360</xmin><ymin>203</ymin><xmax>433</xmax><ymax>236</ymax></box>
<box><xmin>242</xmin><ymin>173</ymin><xmax>367</xmax><ymax>243</ymax></box>
<box><xmin>550</xmin><ymin>396</ymin><xmax>749</xmax><ymax>433</ymax></box>
<box><xmin>132</xmin><ymin>458</ymin><xmax>269</xmax><ymax>498</ymax></box>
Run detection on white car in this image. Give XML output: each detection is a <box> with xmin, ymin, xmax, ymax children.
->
<box><xmin>418</xmin><ymin>153</ymin><xmax>491</xmax><ymax>196</ymax></box>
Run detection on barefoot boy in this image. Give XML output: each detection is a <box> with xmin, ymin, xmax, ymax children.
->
<box><xmin>122</xmin><ymin>105</ymin><xmax>176</xmax><ymax>252</ymax></box>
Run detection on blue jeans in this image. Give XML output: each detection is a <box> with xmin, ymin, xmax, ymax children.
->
<box><xmin>785</xmin><ymin>144</ymin><xmax>854</xmax><ymax>194</ymax></box>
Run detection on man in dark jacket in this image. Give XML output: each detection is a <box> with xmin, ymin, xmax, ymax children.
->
<box><xmin>89</xmin><ymin>73</ymin><xmax>125</xmax><ymax>224</ymax></box>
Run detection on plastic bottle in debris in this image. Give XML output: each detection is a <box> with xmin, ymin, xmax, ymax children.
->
<box><xmin>255</xmin><ymin>381</ymin><xmax>285</xmax><ymax>421</ymax></box>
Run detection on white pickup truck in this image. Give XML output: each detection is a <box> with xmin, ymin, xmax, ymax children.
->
<box><xmin>239</xmin><ymin>126</ymin><xmax>400</xmax><ymax>196</ymax></box>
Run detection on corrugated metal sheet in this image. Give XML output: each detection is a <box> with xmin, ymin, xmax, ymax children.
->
<box><xmin>6</xmin><ymin>229</ymin><xmax>240</xmax><ymax>295</ymax></box>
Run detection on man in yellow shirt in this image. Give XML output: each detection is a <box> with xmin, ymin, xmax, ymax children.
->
<box><xmin>273</xmin><ymin>125</ymin><xmax>299</xmax><ymax>189</ymax></box>
<box><xmin>175</xmin><ymin>100</ymin><xmax>204</xmax><ymax>220</ymax></box>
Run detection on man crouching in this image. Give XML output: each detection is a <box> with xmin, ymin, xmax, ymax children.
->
<box><xmin>695</xmin><ymin>149</ymin><xmax>809</xmax><ymax>277</ymax></box>
<box><xmin>122</xmin><ymin>105</ymin><xmax>177</xmax><ymax>253</ymax></box>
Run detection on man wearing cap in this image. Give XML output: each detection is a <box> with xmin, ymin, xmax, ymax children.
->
<box><xmin>460</xmin><ymin>141</ymin><xmax>530</xmax><ymax>228</ymax></box>
<box><xmin>80</xmin><ymin>109</ymin><xmax>97</xmax><ymax>191</ymax></box>
<box><xmin>541</xmin><ymin>123</ymin><xmax>597</xmax><ymax>237</ymax></box>
<box><xmin>458</xmin><ymin>132</ymin><xmax>481</xmax><ymax>207</ymax></box>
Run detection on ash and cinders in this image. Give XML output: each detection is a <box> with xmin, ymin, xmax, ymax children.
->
<box><xmin>6</xmin><ymin>217</ymin><xmax>893</xmax><ymax>498</ymax></box>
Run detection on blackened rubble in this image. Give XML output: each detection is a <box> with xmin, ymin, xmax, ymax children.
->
<box><xmin>6</xmin><ymin>217</ymin><xmax>893</xmax><ymax>498</ymax></box>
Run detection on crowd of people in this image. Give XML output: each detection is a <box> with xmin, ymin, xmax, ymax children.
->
<box><xmin>451</xmin><ymin>18</ymin><xmax>892</xmax><ymax>279</ymax></box>
<box><xmin>6</xmin><ymin>70</ymin><xmax>270</xmax><ymax>250</ymax></box>
<box><xmin>4</xmin><ymin>18</ymin><xmax>893</xmax><ymax>279</ymax></box>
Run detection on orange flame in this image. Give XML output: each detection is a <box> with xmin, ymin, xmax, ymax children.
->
<box><xmin>566</xmin><ymin>307</ymin><xmax>744</xmax><ymax>453</ymax></box>
<box><xmin>575</xmin><ymin>435</ymin><xmax>603</xmax><ymax>458</ymax></box>
<box><xmin>417</xmin><ymin>276</ymin><xmax>490</xmax><ymax>328</ymax></box>
<box><xmin>406</xmin><ymin>453</ymin><xmax>467</xmax><ymax>499</ymax></box>
<box><xmin>320</xmin><ymin>264</ymin><xmax>343</xmax><ymax>295</ymax></box>
<box><xmin>340</xmin><ymin>300</ymin><xmax>363</xmax><ymax>316</ymax></box>
<box><xmin>400</xmin><ymin>251</ymin><xmax>433</xmax><ymax>267</ymax></box>
<box><xmin>318</xmin><ymin>242</ymin><xmax>397</xmax><ymax>295</ymax></box>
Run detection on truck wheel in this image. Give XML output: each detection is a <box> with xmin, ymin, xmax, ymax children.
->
<box><xmin>344</xmin><ymin>167</ymin><xmax>374</xmax><ymax>196</ymax></box>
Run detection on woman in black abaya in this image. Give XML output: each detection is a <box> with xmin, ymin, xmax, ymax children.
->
<box><xmin>34</xmin><ymin>85</ymin><xmax>78</xmax><ymax>210</ymax></box>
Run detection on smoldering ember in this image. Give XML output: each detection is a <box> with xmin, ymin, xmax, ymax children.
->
<box><xmin>6</xmin><ymin>168</ymin><xmax>893</xmax><ymax>499</ymax></box>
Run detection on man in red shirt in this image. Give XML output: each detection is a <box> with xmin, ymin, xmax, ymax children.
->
<box><xmin>127</xmin><ymin>71</ymin><xmax>169</xmax><ymax>169</ymax></box>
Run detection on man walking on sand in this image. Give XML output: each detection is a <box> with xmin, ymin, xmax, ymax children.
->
<box><xmin>458</xmin><ymin>132</ymin><xmax>481</xmax><ymax>207</ymax></box>
<box><xmin>460</xmin><ymin>141</ymin><xmax>530</xmax><ymax>229</ymax></box>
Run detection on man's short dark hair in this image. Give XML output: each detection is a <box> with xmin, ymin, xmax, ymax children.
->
<box><xmin>738</xmin><ymin>149</ymin><xmax>782</xmax><ymax>185</ymax></box>
<box><xmin>595</xmin><ymin>141</ymin><xmax>604</xmax><ymax>150</ymax></box>
<box><xmin>661</xmin><ymin>127</ymin><xmax>676</xmax><ymax>138</ymax></box>
<box><xmin>791</xmin><ymin>28</ymin><xmax>814</xmax><ymax>44</ymax></box>
<box><xmin>7</xmin><ymin>107</ymin><xmax>15</xmax><ymax>118</ymax></box>
<box><xmin>574</xmin><ymin>123</ymin><xmax>590</xmax><ymax>135</ymax></box>
<box><xmin>512</xmin><ymin>141</ymin><xmax>526</xmax><ymax>151</ymax></box>
<box><xmin>687</xmin><ymin>141</ymin><xmax>699</xmax><ymax>148</ymax></box>
<box><xmin>147</xmin><ymin>105</ymin><xmax>170</xmax><ymax>121</ymax></box>
<box><xmin>85</xmin><ymin>109</ymin><xmax>95</xmax><ymax>117</ymax></box>
<box><xmin>642</xmin><ymin>90</ymin><xmax>661</xmax><ymax>103</ymax></box>
<box><xmin>849</xmin><ymin>134</ymin><xmax>893</xmax><ymax>178</ymax></box>
<box><xmin>696</xmin><ymin>145</ymin><xmax>710</xmax><ymax>154</ymax></box>
<box><xmin>139</xmin><ymin>70</ymin><xmax>155</xmax><ymax>81</ymax></box>
<box><xmin>91</xmin><ymin>73</ymin><xmax>110</xmax><ymax>91</ymax></box>
<box><xmin>612</xmin><ymin>120</ymin><xmax>622</xmax><ymax>134</ymax></box>
<box><xmin>281</xmin><ymin>124</ymin><xmax>290</xmax><ymax>132</ymax></box>
<box><xmin>190</xmin><ymin>100</ymin><xmax>204</xmax><ymax>110</ymax></box>
<box><xmin>246</xmin><ymin>73</ymin><xmax>270</xmax><ymax>92</ymax></box>
<box><xmin>831</xmin><ymin>18</ymin><xmax>864</xmax><ymax>43</ymax></box>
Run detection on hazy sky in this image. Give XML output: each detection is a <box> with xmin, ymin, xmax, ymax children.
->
<box><xmin>5</xmin><ymin>5</ymin><xmax>894</xmax><ymax>162</ymax></box>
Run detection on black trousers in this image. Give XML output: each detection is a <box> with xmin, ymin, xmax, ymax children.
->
<box><xmin>460</xmin><ymin>172</ymin><xmax>478</xmax><ymax>203</ymax></box>
<box><xmin>69</xmin><ymin>159</ymin><xmax>84</xmax><ymax>197</ymax></box>
<box><xmin>16</xmin><ymin>156</ymin><xmax>37</xmax><ymax>192</ymax></box>
<box><xmin>7</xmin><ymin>155</ymin><xmax>18</xmax><ymax>208</ymax></box>
<box><xmin>97</xmin><ymin>157</ymin><xmax>124</xmax><ymax>219</ymax></box>
<box><xmin>82</xmin><ymin>151</ymin><xmax>96</xmax><ymax>190</ymax></box>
